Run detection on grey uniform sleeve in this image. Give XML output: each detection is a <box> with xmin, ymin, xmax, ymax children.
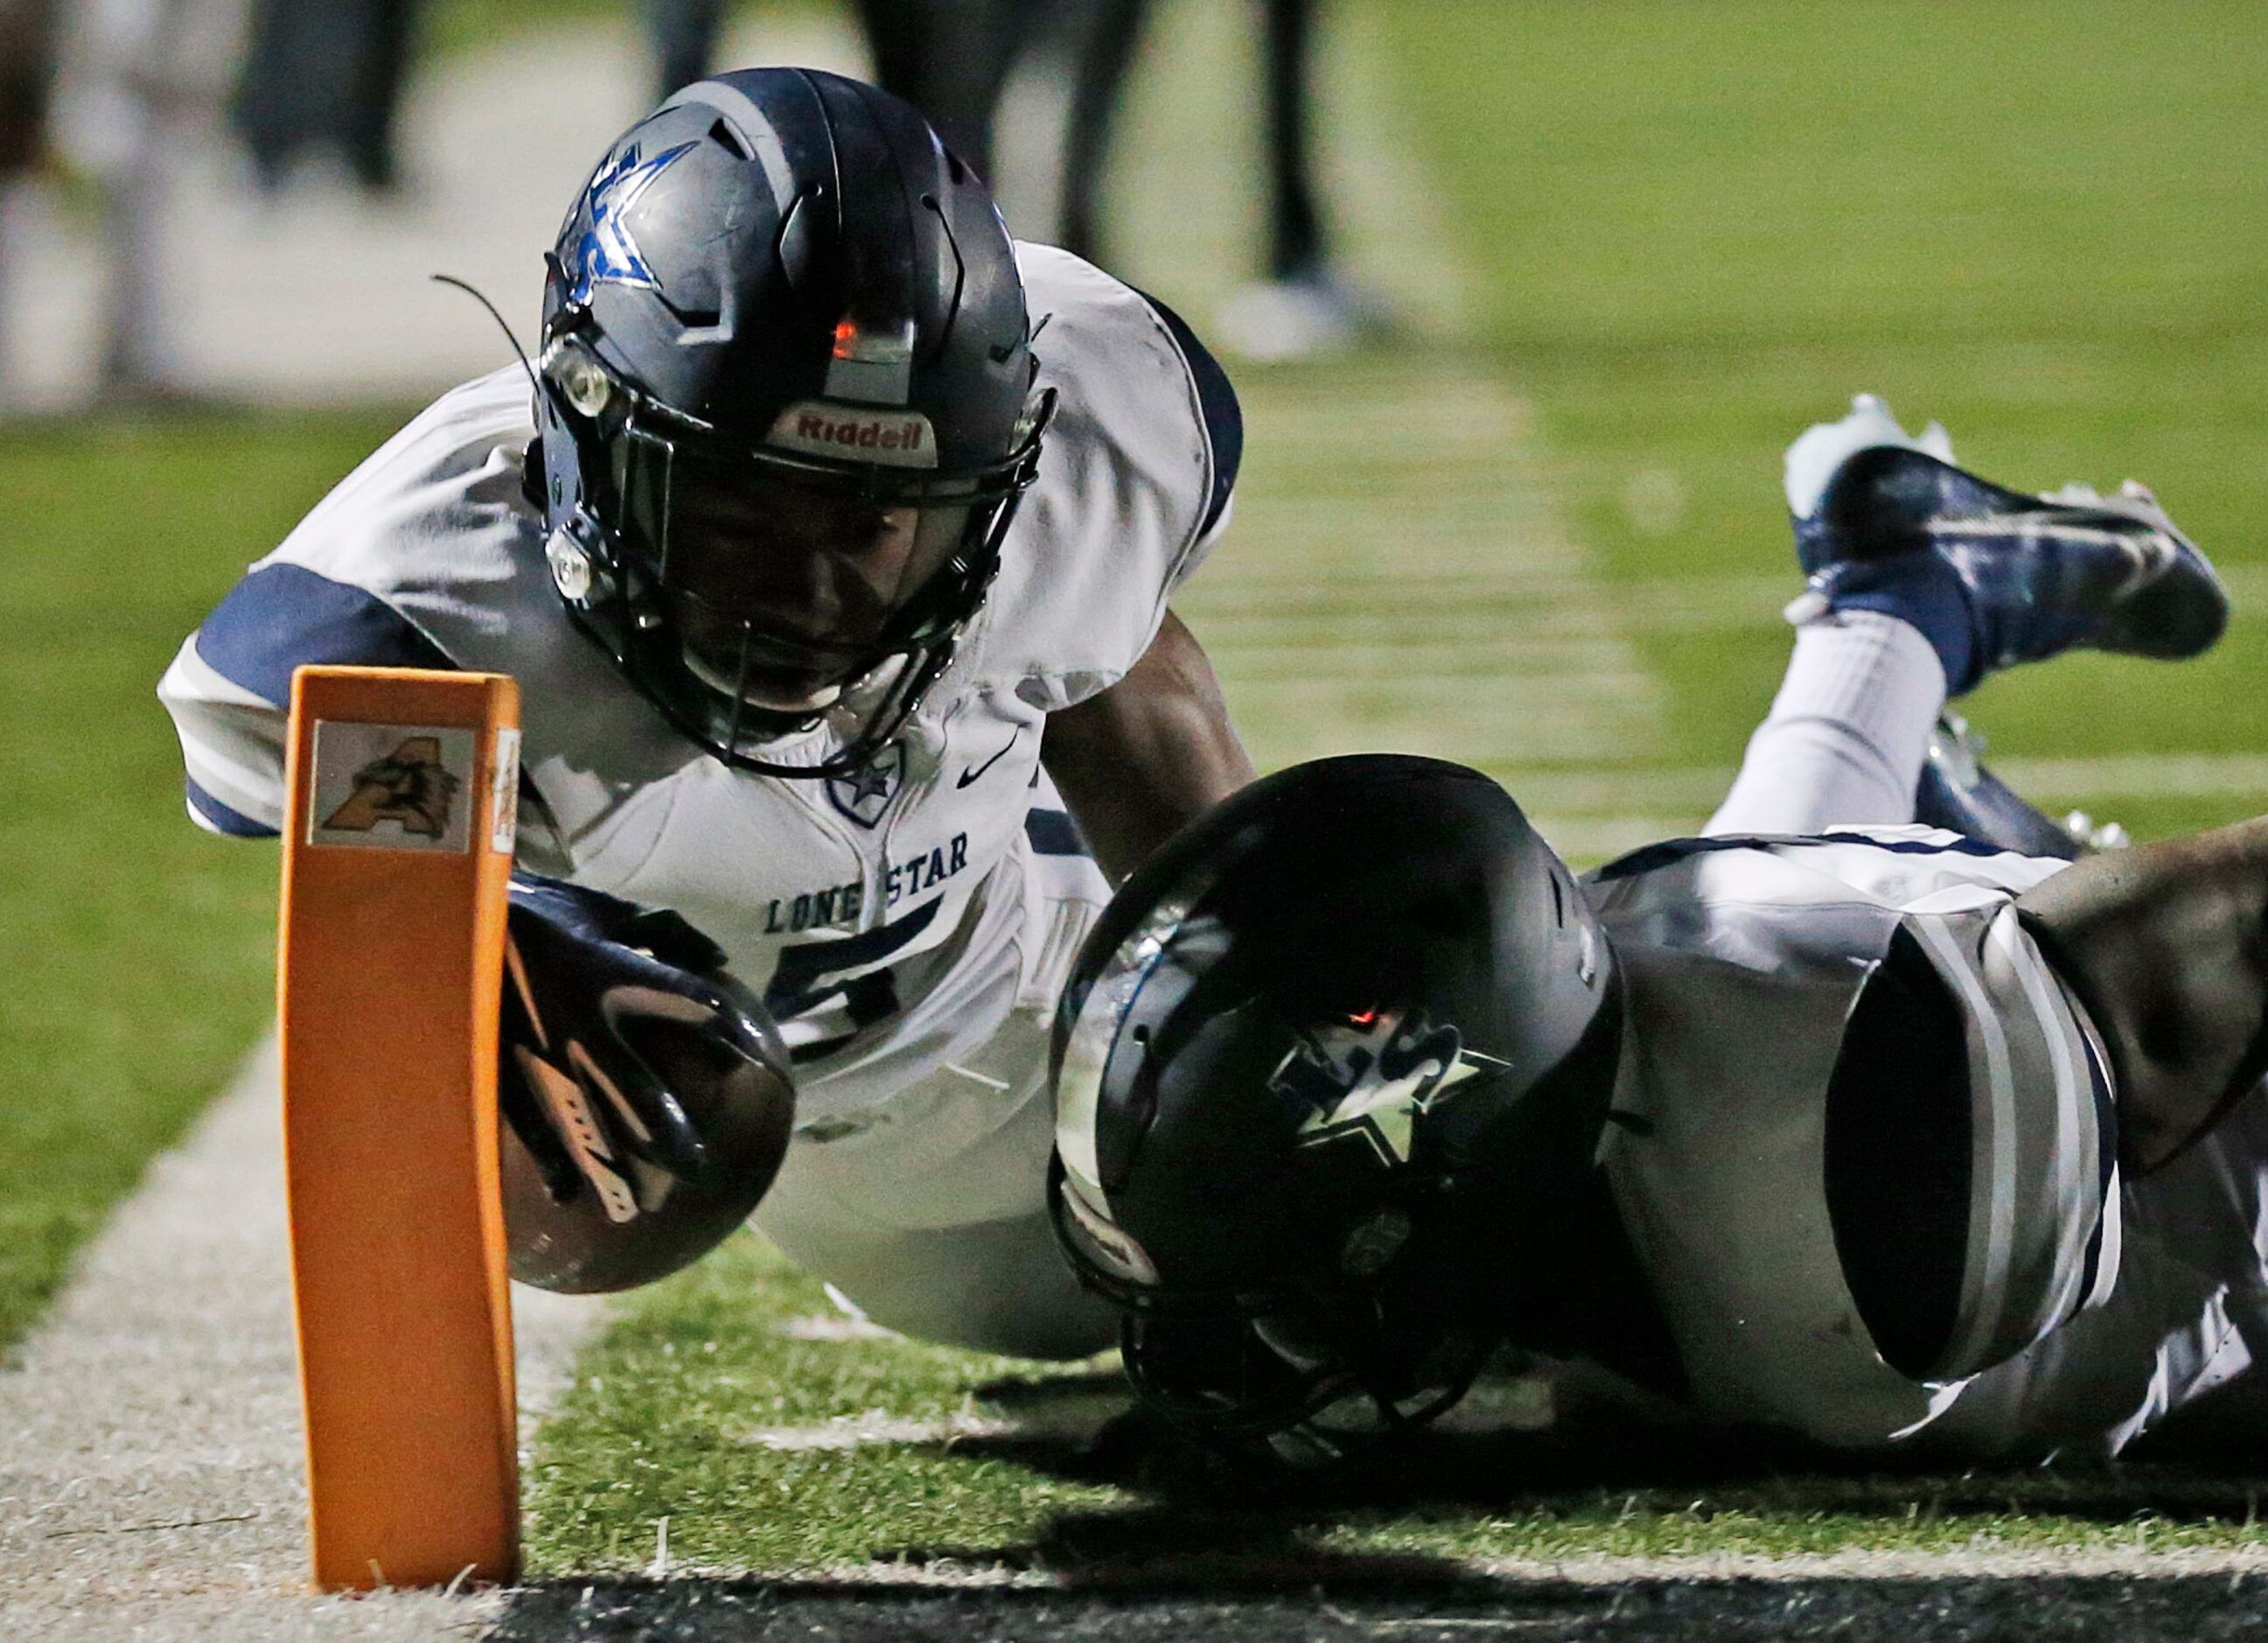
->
<box><xmin>157</xmin><ymin>562</ymin><xmax>455</xmax><ymax>837</ymax></box>
<box><xmin>1825</xmin><ymin>892</ymin><xmax>2121</xmax><ymax>1383</ymax></box>
<box><xmin>1134</xmin><ymin>286</ymin><xmax>1241</xmax><ymax>580</ymax></box>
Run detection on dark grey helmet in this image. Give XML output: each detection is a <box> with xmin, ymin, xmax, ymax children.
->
<box><xmin>1049</xmin><ymin>755</ymin><xmax>1623</xmax><ymax>1449</ymax></box>
<box><xmin>531</xmin><ymin>67</ymin><xmax>1050</xmax><ymax>776</ymax></box>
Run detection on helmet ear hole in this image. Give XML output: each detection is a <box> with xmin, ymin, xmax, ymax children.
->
<box><xmin>706</xmin><ymin>115</ymin><xmax>753</xmax><ymax>162</ymax></box>
<box><xmin>1339</xmin><ymin>1208</ymin><xmax>1412</xmax><ymax>1279</ymax></box>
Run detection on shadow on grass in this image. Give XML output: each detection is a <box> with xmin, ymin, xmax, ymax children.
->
<box><xmin>485</xmin><ymin>1572</ymin><xmax>2268</xmax><ymax>1642</ymax></box>
<box><xmin>938</xmin><ymin>1368</ymin><xmax>2268</xmax><ymax>1541</ymax></box>
<box><xmin>515</xmin><ymin>1350</ymin><xmax>2268</xmax><ymax>1631</ymax></box>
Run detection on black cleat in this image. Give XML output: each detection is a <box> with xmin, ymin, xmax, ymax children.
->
<box><xmin>1783</xmin><ymin>395</ymin><xmax>2228</xmax><ymax>692</ymax></box>
<box><xmin>1914</xmin><ymin>710</ymin><xmax>2127</xmax><ymax>860</ymax></box>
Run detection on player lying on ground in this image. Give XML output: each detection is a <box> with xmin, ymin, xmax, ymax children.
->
<box><xmin>1048</xmin><ymin>397</ymin><xmax>2266</xmax><ymax>1463</ymax></box>
<box><xmin>159</xmin><ymin>68</ymin><xmax>1249</xmax><ymax>1348</ymax></box>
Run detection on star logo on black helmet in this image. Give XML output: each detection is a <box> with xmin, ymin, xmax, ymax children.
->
<box><xmin>1272</xmin><ymin>1006</ymin><xmax>1508</xmax><ymax>1168</ymax></box>
<box><xmin>564</xmin><ymin>140</ymin><xmax>698</xmax><ymax>306</ymax></box>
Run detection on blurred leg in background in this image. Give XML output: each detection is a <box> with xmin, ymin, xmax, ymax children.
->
<box><xmin>852</xmin><ymin>0</ymin><xmax>1041</xmax><ymax>182</ymax></box>
<box><xmin>0</xmin><ymin>0</ymin><xmax>60</xmax><ymax>402</ymax></box>
<box><xmin>58</xmin><ymin>0</ymin><xmax>239</xmax><ymax>401</ymax></box>
<box><xmin>102</xmin><ymin>0</ymin><xmax>200</xmax><ymax>395</ymax></box>
<box><xmin>1261</xmin><ymin>0</ymin><xmax>1322</xmax><ymax>283</ymax></box>
<box><xmin>1049</xmin><ymin>0</ymin><xmax>1148</xmax><ymax>265</ymax></box>
<box><xmin>232</xmin><ymin>0</ymin><xmax>423</xmax><ymax>194</ymax></box>
<box><xmin>342</xmin><ymin>0</ymin><xmax>418</xmax><ymax>192</ymax></box>
<box><xmin>643</xmin><ymin>0</ymin><xmax>724</xmax><ymax>102</ymax></box>
<box><xmin>1216</xmin><ymin>0</ymin><xmax>1387</xmax><ymax>360</ymax></box>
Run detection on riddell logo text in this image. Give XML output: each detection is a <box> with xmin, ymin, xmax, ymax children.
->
<box><xmin>769</xmin><ymin>402</ymin><xmax>939</xmax><ymax>469</ymax></box>
<box><xmin>796</xmin><ymin>412</ymin><xmax>925</xmax><ymax>454</ymax></box>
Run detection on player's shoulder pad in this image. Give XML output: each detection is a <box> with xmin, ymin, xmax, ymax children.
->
<box><xmin>973</xmin><ymin>247</ymin><xmax>1239</xmax><ymax>704</ymax></box>
<box><xmin>1825</xmin><ymin>902</ymin><xmax>2120</xmax><ymax>1383</ymax></box>
<box><xmin>1015</xmin><ymin>244</ymin><xmax>1239</xmax><ymax>539</ymax></box>
<box><xmin>1130</xmin><ymin>287</ymin><xmax>1241</xmax><ymax>541</ymax></box>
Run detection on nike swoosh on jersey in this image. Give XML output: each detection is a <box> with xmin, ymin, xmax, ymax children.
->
<box><xmin>956</xmin><ymin>730</ymin><xmax>1019</xmax><ymax>789</ymax></box>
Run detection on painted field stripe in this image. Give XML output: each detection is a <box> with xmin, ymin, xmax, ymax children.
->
<box><xmin>1217</xmin><ymin>637</ymin><xmax>1678</xmax><ymax>676</ymax></box>
<box><xmin>0</xmin><ymin>1038</ymin><xmax>607</xmax><ymax>1633</ymax></box>
<box><xmin>757</xmin><ymin>1544</ymin><xmax>2268</xmax><ymax>1589</ymax></box>
<box><xmin>1059</xmin><ymin>0</ymin><xmax>1673</xmax><ymax>774</ymax></box>
<box><xmin>742</xmin><ymin>1403</ymin><xmax>1122</xmax><ymax>1454</ymax></box>
<box><xmin>1991</xmin><ymin>752</ymin><xmax>2268</xmax><ymax>802</ymax></box>
<box><xmin>1187</xmin><ymin>562</ymin><xmax>2268</xmax><ymax>633</ymax></box>
<box><xmin>1503</xmin><ymin>753</ymin><xmax>2268</xmax><ymax>816</ymax></box>
<box><xmin>734</xmin><ymin>1369</ymin><xmax>1556</xmax><ymax>1456</ymax></box>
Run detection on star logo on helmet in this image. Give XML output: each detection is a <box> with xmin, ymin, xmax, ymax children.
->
<box><xmin>1273</xmin><ymin>1007</ymin><xmax>1509</xmax><ymax>1168</ymax></box>
<box><xmin>563</xmin><ymin>140</ymin><xmax>698</xmax><ymax>307</ymax></box>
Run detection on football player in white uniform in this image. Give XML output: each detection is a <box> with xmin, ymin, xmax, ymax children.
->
<box><xmin>158</xmin><ymin>69</ymin><xmax>1252</xmax><ymax>1358</ymax></box>
<box><xmin>1050</xmin><ymin>397</ymin><xmax>2266</xmax><ymax>1463</ymax></box>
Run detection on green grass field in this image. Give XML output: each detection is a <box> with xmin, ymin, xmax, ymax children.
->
<box><xmin>1385</xmin><ymin>0</ymin><xmax>2268</xmax><ymax>769</ymax></box>
<box><xmin>5</xmin><ymin>0</ymin><xmax>2267</xmax><ymax>1600</ymax></box>
<box><xmin>0</xmin><ymin>410</ymin><xmax>401</xmax><ymax>1348</ymax></box>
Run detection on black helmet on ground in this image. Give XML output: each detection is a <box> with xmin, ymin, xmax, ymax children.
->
<box><xmin>1049</xmin><ymin>754</ymin><xmax>1623</xmax><ymax>1453</ymax></box>
<box><xmin>531</xmin><ymin>67</ymin><xmax>1052</xmax><ymax>777</ymax></box>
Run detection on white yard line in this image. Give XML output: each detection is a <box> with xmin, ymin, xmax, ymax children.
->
<box><xmin>577</xmin><ymin>1533</ymin><xmax>2268</xmax><ymax>1590</ymax></box>
<box><xmin>1482</xmin><ymin>752</ymin><xmax>2268</xmax><ymax>825</ymax></box>
<box><xmin>741</xmin><ymin>1401</ymin><xmax>1122</xmax><ymax>1454</ymax></box>
<box><xmin>757</xmin><ymin>1543</ymin><xmax>2268</xmax><ymax>1589</ymax></box>
<box><xmin>0</xmin><ymin>1037</ymin><xmax>608</xmax><ymax>1639</ymax></box>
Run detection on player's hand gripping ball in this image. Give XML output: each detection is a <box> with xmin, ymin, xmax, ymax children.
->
<box><xmin>499</xmin><ymin>873</ymin><xmax>794</xmax><ymax>1291</ymax></box>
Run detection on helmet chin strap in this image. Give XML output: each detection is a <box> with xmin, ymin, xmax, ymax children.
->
<box><xmin>678</xmin><ymin>644</ymin><xmax>847</xmax><ymax>715</ymax></box>
<box><xmin>698</xmin><ymin>640</ymin><xmax>937</xmax><ymax>780</ymax></box>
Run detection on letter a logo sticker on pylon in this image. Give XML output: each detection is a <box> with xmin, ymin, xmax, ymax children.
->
<box><xmin>307</xmin><ymin>722</ymin><xmax>478</xmax><ymax>852</ymax></box>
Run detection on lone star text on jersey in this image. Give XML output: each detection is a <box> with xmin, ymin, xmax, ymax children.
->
<box><xmin>762</xmin><ymin>831</ymin><xmax>970</xmax><ymax>934</ymax></box>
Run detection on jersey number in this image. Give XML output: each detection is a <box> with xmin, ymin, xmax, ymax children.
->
<box><xmin>764</xmin><ymin>897</ymin><xmax>940</xmax><ymax>1063</ymax></box>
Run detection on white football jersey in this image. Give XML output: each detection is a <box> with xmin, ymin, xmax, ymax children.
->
<box><xmin>1586</xmin><ymin>826</ymin><xmax>2246</xmax><ymax>1457</ymax></box>
<box><xmin>158</xmin><ymin>245</ymin><xmax>1232</xmax><ymax>1128</ymax></box>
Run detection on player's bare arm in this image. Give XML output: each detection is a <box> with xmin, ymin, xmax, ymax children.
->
<box><xmin>2020</xmin><ymin>815</ymin><xmax>2268</xmax><ymax>1174</ymax></box>
<box><xmin>1039</xmin><ymin>608</ymin><xmax>1255</xmax><ymax>882</ymax></box>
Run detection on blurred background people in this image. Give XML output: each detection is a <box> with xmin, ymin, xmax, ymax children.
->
<box><xmin>638</xmin><ymin>0</ymin><xmax>1044</xmax><ymax>185</ymax></box>
<box><xmin>1212</xmin><ymin>0</ymin><xmax>1385</xmax><ymax>360</ymax></box>
<box><xmin>0</xmin><ymin>0</ymin><xmax>60</xmax><ymax>402</ymax></box>
<box><xmin>644</xmin><ymin>0</ymin><xmax>725</xmax><ymax>101</ymax></box>
<box><xmin>843</xmin><ymin>0</ymin><xmax>1387</xmax><ymax>353</ymax></box>
<box><xmin>851</xmin><ymin>0</ymin><xmax>1036</xmax><ymax>183</ymax></box>
<box><xmin>0</xmin><ymin>0</ymin><xmax>1392</xmax><ymax>410</ymax></box>
<box><xmin>71</xmin><ymin>0</ymin><xmax>241</xmax><ymax>398</ymax></box>
<box><xmin>625</xmin><ymin>0</ymin><xmax>1153</xmax><ymax>271</ymax></box>
<box><xmin>997</xmin><ymin>0</ymin><xmax>1148</xmax><ymax>265</ymax></box>
<box><xmin>230</xmin><ymin>0</ymin><xmax>424</xmax><ymax>193</ymax></box>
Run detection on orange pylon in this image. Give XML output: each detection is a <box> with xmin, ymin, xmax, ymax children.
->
<box><xmin>278</xmin><ymin>665</ymin><xmax>522</xmax><ymax>1591</ymax></box>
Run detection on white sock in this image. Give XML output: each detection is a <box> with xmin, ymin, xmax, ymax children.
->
<box><xmin>1705</xmin><ymin>612</ymin><xmax>1946</xmax><ymax>835</ymax></box>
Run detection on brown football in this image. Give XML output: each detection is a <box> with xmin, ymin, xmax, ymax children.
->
<box><xmin>499</xmin><ymin>1012</ymin><xmax>795</xmax><ymax>1293</ymax></box>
